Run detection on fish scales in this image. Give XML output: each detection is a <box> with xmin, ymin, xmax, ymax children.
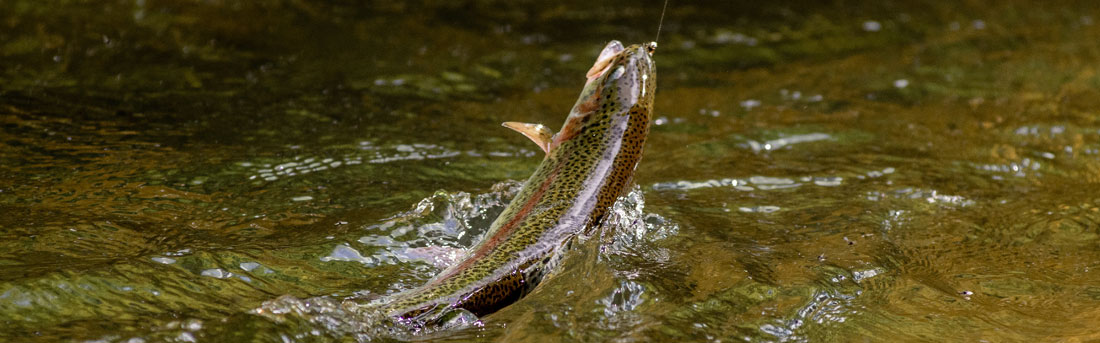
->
<box><xmin>373</xmin><ymin>41</ymin><xmax>657</xmax><ymax>325</ymax></box>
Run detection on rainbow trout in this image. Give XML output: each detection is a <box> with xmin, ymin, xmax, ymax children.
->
<box><xmin>374</xmin><ymin>40</ymin><xmax>657</xmax><ymax>325</ymax></box>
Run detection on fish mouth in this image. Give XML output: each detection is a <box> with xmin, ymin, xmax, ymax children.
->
<box><xmin>574</xmin><ymin>41</ymin><xmax>656</xmax><ymax>112</ymax></box>
<box><xmin>585</xmin><ymin>41</ymin><xmax>625</xmax><ymax>80</ymax></box>
<box><xmin>584</xmin><ymin>40</ymin><xmax>656</xmax><ymax>88</ymax></box>
<box><xmin>556</xmin><ymin>40</ymin><xmax>656</xmax><ymax>149</ymax></box>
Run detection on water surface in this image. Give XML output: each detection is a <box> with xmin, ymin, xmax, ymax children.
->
<box><xmin>3</xmin><ymin>0</ymin><xmax>1100</xmax><ymax>341</ymax></box>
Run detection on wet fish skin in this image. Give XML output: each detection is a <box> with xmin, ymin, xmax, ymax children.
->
<box><xmin>372</xmin><ymin>40</ymin><xmax>657</xmax><ymax>325</ymax></box>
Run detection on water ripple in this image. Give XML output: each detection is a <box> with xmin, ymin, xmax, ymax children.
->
<box><xmin>745</xmin><ymin>133</ymin><xmax>833</xmax><ymax>153</ymax></box>
<box><xmin>237</xmin><ymin>143</ymin><xmax>536</xmax><ymax>183</ymax></box>
<box><xmin>651</xmin><ymin>167</ymin><xmax>896</xmax><ymax>192</ymax></box>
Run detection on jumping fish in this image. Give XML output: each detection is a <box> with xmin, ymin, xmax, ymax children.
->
<box><xmin>371</xmin><ymin>40</ymin><xmax>658</xmax><ymax>326</ymax></box>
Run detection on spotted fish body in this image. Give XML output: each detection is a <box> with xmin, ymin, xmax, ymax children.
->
<box><xmin>374</xmin><ymin>41</ymin><xmax>657</xmax><ymax>324</ymax></box>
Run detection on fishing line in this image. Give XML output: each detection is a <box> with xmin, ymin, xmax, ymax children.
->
<box><xmin>655</xmin><ymin>0</ymin><xmax>670</xmax><ymax>43</ymax></box>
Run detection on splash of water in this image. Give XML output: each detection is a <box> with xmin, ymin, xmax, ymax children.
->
<box><xmin>253</xmin><ymin>183</ymin><xmax>674</xmax><ymax>340</ymax></box>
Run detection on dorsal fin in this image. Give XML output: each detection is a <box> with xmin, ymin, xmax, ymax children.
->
<box><xmin>502</xmin><ymin>121</ymin><xmax>555</xmax><ymax>154</ymax></box>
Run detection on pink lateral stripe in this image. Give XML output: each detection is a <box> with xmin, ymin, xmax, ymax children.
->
<box><xmin>429</xmin><ymin>161</ymin><xmax>565</xmax><ymax>284</ymax></box>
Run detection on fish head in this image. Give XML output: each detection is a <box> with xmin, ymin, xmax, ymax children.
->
<box><xmin>554</xmin><ymin>40</ymin><xmax>657</xmax><ymax>148</ymax></box>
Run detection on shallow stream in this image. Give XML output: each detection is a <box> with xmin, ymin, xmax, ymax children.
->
<box><xmin>3</xmin><ymin>1</ymin><xmax>1100</xmax><ymax>341</ymax></box>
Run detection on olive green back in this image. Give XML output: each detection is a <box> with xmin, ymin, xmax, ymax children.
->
<box><xmin>376</xmin><ymin>43</ymin><xmax>656</xmax><ymax>323</ymax></box>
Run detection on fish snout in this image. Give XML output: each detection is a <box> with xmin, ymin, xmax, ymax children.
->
<box><xmin>587</xmin><ymin>41</ymin><xmax>625</xmax><ymax>79</ymax></box>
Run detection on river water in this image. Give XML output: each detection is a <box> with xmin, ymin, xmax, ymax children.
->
<box><xmin>3</xmin><ymin>1</ymin><xmax>1100</xmax><ymax>342</ymax></box>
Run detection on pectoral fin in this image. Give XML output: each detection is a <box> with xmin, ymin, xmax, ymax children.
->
<box><xmin>502</xmin><ymin>121</ymin><xmax>555</xmax><ymax>154</ymax></box>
